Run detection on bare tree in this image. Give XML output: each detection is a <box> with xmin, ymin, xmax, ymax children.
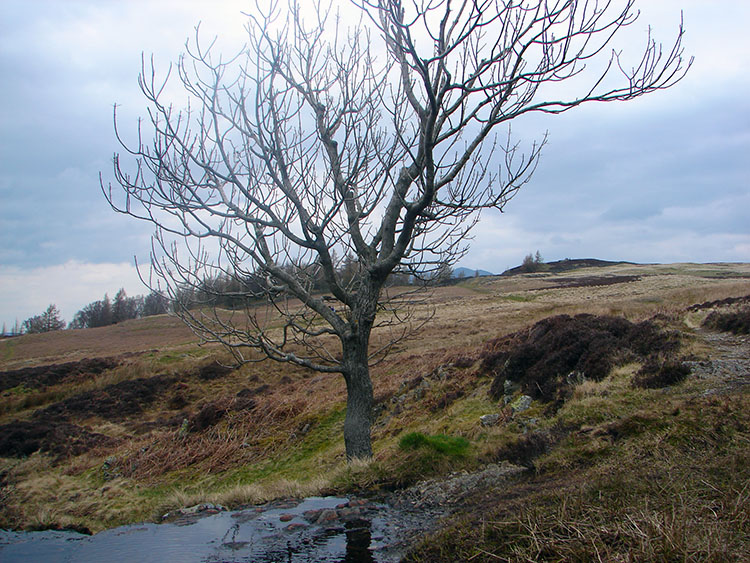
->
<box><xmin>104</xmin><ymin>0</ymin><xmax>690</xmax><ymax>459</ymax></box>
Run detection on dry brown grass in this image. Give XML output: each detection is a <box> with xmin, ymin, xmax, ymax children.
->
<box><xmin>0</xmin><ymin>314</ymin><xmax>197</xmax><ymax>370</ymax></box>
<box><xmin>158</xmin><ymin>476</ymin><xmax>331</xmax><ymax>517</ymax></box>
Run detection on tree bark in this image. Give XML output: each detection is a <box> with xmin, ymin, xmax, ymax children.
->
<box><xmin>342</xmin><ymin>333</ymin><xmax>374</xmax><ymax>459</ymax></box>
<box><xmin>340</xmin><ymin>279</ymin><xmax>380</xmax><ymax>460</ymax></box>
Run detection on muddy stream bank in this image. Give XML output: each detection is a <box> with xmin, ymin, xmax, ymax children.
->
<box><xmin>0</xmin><ymin>461</ymin><xmax>525</xmax><ymax>562</ymax></box>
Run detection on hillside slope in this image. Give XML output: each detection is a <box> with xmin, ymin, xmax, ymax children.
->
<box><xmin>1</xmin><ymin>262</ymin><xmax>749</xmax><ymax>560</ymax></box>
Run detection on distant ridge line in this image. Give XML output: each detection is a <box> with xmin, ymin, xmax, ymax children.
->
<box><xmin>452</xmin><ymin>267</ymin><xmax>494</xmax><ymax>278</ymax></box>
<box><xmin>501</xmin><ymin>258</ymin><xmax>637</xmax><ymax>276</ymax></box>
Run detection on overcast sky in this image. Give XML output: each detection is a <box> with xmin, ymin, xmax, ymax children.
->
<box><xmin>1</xmin><ymin>1</ymin><xmax>749</xmax><ymax>329</ymax></box>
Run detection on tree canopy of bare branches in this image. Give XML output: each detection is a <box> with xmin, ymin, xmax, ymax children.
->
<box><xmin>104</xmin><ymin>0</ymin><xmax>690</xmax><ymax>459</ymax></box>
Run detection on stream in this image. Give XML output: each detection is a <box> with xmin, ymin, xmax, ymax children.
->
<box><xmin>0</xmin><ymin>496</ymin><xmax>433</xmax><ymax>562</ymax></box>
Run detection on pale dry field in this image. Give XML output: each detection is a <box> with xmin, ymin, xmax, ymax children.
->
<box><xmin>375</xmin><ymin>262</ymin><xmax>750</xmax><ymax>361</ymax></box>
<box><xmin>2</xmin><ymin>262</ymin><xmax>748</xmax><ymax>372</ymax></box>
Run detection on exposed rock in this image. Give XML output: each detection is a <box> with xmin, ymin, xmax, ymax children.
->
<box><xmin>479</xmin><ymin>414</ymin><xmax>500</xmax><ymax>427</ymax></box>
<box><xmin>391</xmin><ymin>461</ymin><xmax>525</xmax><ymax>513</ymax></box>
<box><xmin>503</xmin><ymin>379</ymin><xmax>519</xmax><ymax>396</ymax></box>
<box><xmin>315</xmin><ymin>509</ymin><xmax>338</xmax><ymax>525</ymax></box>
<box><xmin>337</xmin><ymin>507</ymin><xmax>362</xmax><ymax>521</ymax></box>
<box><xmin>161</xmin><ymin>503</ymin><xmax>227</xmax><ymax>521</ymax></box>
<box><xmin>509</xmin><ymin>395</ymin><xmax>533</xmax><ymax>413</ymax></box>
<box><xmin>101</xmin><ymin>456</ymin><xmax>121</xmax><ymax>481</ymax></box>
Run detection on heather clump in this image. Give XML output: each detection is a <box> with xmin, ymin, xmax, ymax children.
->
<box><xmin>482</xmin><ymin>314</ymin><xmax>681</xmax><ymax>404</ymax></box>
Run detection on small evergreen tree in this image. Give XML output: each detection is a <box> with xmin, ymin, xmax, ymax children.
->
<box><xmin>22</xmin><ymin>304</ymin><xmax>65</xmax><ymax>334</ymax></box>
<box><xmin>521</xmin><ymin>251</ymin><xmax>545</xmax><ymax>273</ymax></box>
<box><xmin>69</xmin><ymin>294</ymin><xmax>113</xmax><ymax>329</ymax></box>
<box><xmin>142</xmin><ymin>291</ymin><xmax>170</xmax><ymax>316</ymax></box>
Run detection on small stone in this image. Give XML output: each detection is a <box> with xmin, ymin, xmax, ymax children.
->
<box><xmin>315</xmin><ymin>509</ymin><xmax>338</xmax><ymax>524</ymax></box>
<box><xmin>279</xmin><ymin>514</ymin><xmax>294</xmax><ymax>522</ymax></box>
<box><xmin>303</xmin><ymin>509</ymin><xmax>321</xmax><ymax>522</ymax></box>
<box><xmin>337</xmin><ymin>507</ymin><xmax>361</xmax><ymax>521</ymax></box>
<box><xmin>510</xmin><ymin>395</ymin><xmax>533</xmax><ymax>413</ymax></box>
<box><xmin>504</xmin><ymin>380</ymin><xmax>519</xmax><ymax>395</ymax></box>
<box><xmin>480</xmin><ymin>413</ymin><xmax>500</xmax><ymax>427</ymax></box>
<box><xmin>285</xmin><ymin>523</ymin><xmax>307</xmax><ymax>532</ymax></box>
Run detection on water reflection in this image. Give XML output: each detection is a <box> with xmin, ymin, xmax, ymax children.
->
<box><xmin>0</xmin><ymin>497</ymin><xmax>406</xmax><ymax>563</ymax></box>
<box><xmin>248</xmin><ymin>517</ymin><xmax>377</xmax><ymax>563</ymax></box>
<box><xmin>345</xmin><ymin>520</ymin><xmax>375</xmax><ymax>563</ymax></box>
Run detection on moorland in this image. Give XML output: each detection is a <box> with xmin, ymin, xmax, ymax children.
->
<box><xmin>1</xmin><ymin>261</ymin><xmax>749</xmax><ymax>561</ymax></box>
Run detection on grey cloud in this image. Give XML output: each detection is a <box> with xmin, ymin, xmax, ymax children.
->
<box><xmin>1</xmin><ymin>0</ymin><xmax>749</xmax><ymax>322</ymax></box>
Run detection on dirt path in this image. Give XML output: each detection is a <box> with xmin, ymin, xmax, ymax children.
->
<box><xmin>688</xmin><ymin>329</ymin><xmax>750</xmax><ymax>395</ymax></box>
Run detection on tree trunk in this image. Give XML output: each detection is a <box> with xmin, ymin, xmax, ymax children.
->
<box><xmin>341</xmin><ymin>332</ymin><xmax>374</xmax><ymax>460</ymax></box>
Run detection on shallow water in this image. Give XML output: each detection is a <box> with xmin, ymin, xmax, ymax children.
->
<box><xmin>0</xmin><ymin>496</ymin><xmax>418</xmax><ymax>562</ymax></box>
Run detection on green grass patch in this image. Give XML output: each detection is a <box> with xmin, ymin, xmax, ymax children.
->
<box><xmin>259</xmin><ymin>406</ymin><xmax>347</xmax><ymax>481</ymax></box>
<box><xmin>399</xmin><ymin>432</ymin><xmax>470</xmax><ymax>457</ymax></box>
<box><xmin>501</xmin><ymin>293</ymin><xmax>535</xmax><ymax>303</ymax></box>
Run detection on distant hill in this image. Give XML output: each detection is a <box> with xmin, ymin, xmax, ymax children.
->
<box><xmin>501</xmin><ymin>258</ymin><xmax>636</xmax><ymax>276</ymax></box>
<box><xmin>453</xmin><ymin>267</ymin><xmax>494</xmax><ymax>278</ymax></box>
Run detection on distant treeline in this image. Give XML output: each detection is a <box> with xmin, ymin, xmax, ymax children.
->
<box><xmin>171</xmin><ymin>260</ymin><xmax>419</xmax><ymax>311</ymax></box>
<box><xmin>68</xmin><ymin>289</ymin><xmax>169</xmax><ymax>329</ymax></box>
<box><xmin>3</xmin><ymin>255</ymin><xmax>459</xmax><ymax>336</ymax></box>
<box><xmin>1</xmin><ymin>289</ymin><xmax>170</xmax><ymax>337</ymax></box>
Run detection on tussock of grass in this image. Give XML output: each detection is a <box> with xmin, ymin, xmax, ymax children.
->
<box><xmin>157</xmin><ymin>476</ymin><xmax>330</xmax><ymax>517</ymax></box>
<box><xmin>399</xmin><ymin>432</ymin><xmax>470</xmax><ymax>456</ymax></box>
